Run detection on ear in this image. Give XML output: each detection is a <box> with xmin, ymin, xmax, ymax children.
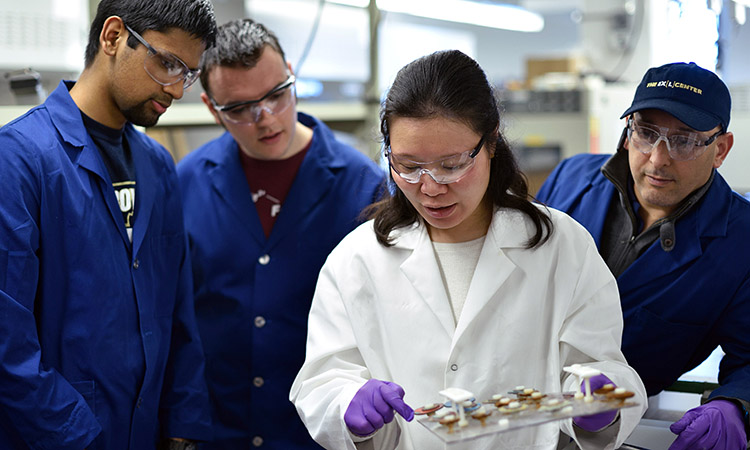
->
<box><xmin>712</xmin><ymin>131</ymin><xmax>733</xmax><ymax>169</ymax></box>
<box><xmin>619</xmin><ymin>118</ymin><xmax>630</xmax><ymax>152</ymax></box>
<box><xmin>200</xmin><ymin>92</ymin><xmax>224</xmax><ymax>127</ymax></box>
<box><xmin>99</xmin><ymin>16</ymin><xmax>126</xmax><ymax>57</ymax></box>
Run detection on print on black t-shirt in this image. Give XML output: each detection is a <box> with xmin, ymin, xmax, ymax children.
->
<box><xmin>82</xmin><ymin>112</ymin><xmax>137</xmax><ymax>242</ymax></box>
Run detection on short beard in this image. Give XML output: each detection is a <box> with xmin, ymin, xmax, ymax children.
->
<box><xmin>121</xmin><ymin>101</ymin><xmax>160</xmax><ymax>128</ymax></box>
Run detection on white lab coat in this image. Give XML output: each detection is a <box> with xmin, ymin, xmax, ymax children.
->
<box><xmin>290</xmin><ymin>206</ymin><xmax>647</xmax><ymax>450</ymax></box>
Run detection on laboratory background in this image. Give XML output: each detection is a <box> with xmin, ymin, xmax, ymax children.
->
<box><xmin>1</xmin><ymin>0</ymin><xmax>748</xmax><ymax>447</ymax></box>
<box><xmin>3</xmin><ymin>0</ymin><xmax>750</xmax><ymax>197</ymax></box>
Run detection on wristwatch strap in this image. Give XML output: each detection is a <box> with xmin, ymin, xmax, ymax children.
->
<box><xmin>166</xmin><ymin>440</ymin><xmax>197</xmax><ymax>450</ymax></box>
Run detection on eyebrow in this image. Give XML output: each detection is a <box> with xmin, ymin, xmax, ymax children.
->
<box><xmin>158</xmin><ymin>47</ymin><xmax>199</xmax><ymax>72</ymax></box>
<box><xmin>169</xmin><ymin>55</ymin><xmax>199</xmax><ymax>73</ymax></box>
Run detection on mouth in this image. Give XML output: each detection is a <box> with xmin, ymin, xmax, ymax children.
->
<box><xmin>422</xmin><ymin>203</ymin><xmax>456</xmax><ymax>219</ymax></box>
<box><xmin>151</xmin><ymin>99</ymin><xmax>169</xmax><ymax>115</ymax></box>
<box><xmin>259</xmin><ymin>130</ymin><xmax>282</xmax><ymax>143</ymax></box>
<box><xmin>645</xmin><ymin>173</ymin><xmax>674</xmax><ymax>187</ymax></box>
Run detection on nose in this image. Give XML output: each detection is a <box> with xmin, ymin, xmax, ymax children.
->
<box><xmin>649</xmin><ymin>137</ymin><xmax>672</xmax><ymax>167</ymax></box>
<box><xmin>163</xmin><ymin>82</ymin><xmax>185</xmax><ymax>100</ymax></box>
<box><xmin>254</xmin><ymin>105</ymin><xmax>275</xmax><ymax>124</ymax></box>
<box><xmin>419</xmin><ymin>170</ymin><xmax>447</xmax><ymax>195</ymax></box>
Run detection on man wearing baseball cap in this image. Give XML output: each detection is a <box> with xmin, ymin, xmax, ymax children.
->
<box><xmin>537</xmin><ymin>62</ymin><xmax>750</xmax><ymax>449</ymax></box>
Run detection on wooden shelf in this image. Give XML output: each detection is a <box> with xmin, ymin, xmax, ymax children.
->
<box><xmin>1</xmin><ymin>101</ymin><xmax>370</xmax><ymax>128</ymax></box>
<box><xmin>153</xmin><ymin>100</ymin><xmax>369</xmax><ymax>127</ymax></box>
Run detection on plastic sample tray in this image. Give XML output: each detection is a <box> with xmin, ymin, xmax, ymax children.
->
<box><xmin>416</xmin><ymin>391</ymin><xmax>638</xmax><ymax>444</ymax></box>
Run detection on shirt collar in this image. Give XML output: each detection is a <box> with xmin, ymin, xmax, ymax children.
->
<box><xmin>601</xmin><ymin>150</ymin><xmax>714</xmax><ymax>227</ymax></box>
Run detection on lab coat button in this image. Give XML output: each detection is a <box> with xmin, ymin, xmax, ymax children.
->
<box><xmin>254</xmin><ymin>316</ymin><xmax>266</xmax><ymax>328</ymax></box>
<box><xmin>450</xmin><ymin>364</ymin><xmax>458</xmax><ymax>371</ymax></box>
<box><xmin>258</xmin><ymin>254</ymin><xmax>270</xmax><ymax>265</ymax></box>
<box><xmin>132</xmin><ymin>259</ymin><xmax>140</xmax><ymax>269</ymax></box>
<box><xmin>252</xmin><ymin>436</ymin><xmax>264</xmax><ymax>447</ymax></box>
<box><xmin>253</xmin><ymin>376</ymin><xmax>264</xmax><ymax>387</ymax></box>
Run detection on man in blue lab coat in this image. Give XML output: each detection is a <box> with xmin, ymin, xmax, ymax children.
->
<box><xmin>0</xmin><ymin>1</ymin><xmax>217</xmax><ymax>449</ymax></box>
<box><xmin>537</xmin><ymin>62</ymin><xmax>750</xmax><ymax>449</ymax></box>
<box><xmin>176</xmin><ymin>19</ymin><xmax>386</xmax><ymax>450</ymax></box>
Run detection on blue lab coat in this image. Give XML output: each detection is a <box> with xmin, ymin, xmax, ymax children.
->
<box><xmin>0</xmin><ymin>81</ymin><xmax>211</xmax><ymax>450</ymax></box>
<box><xmin>177</xmin><ymin>112</ymin><xmax>386</xmax><ymax>449</ymax></box>
<box><xmin>536</xmin><ymin>153</ymin><xmax>750</xmax><ymax>405</ymax></box>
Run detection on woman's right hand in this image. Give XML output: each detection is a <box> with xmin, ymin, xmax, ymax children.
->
<box><xmin>344</xmin><ymin>379</ymin><xmax>414</xmax><ymax>436</ymax></box>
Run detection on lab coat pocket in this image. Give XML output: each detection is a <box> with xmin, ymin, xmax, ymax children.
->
<box><xmin>71</xmin><ymin>380</ymin><xmax>96</xmax><ymax>417</ymax></box>
<box><xmin>0</xmin><ymin>248</ymin><xmax>36</xmax><ymax>302</ymax></box>
<box><xmin>627</xmin><ymin>307</ymin><xmax>709</xmax><ymax>389</ymax></box>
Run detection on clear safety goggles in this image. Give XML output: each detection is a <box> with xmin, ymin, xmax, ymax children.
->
<box><xmin>627</xmin><ymin>117</ymin><xmax>723</xmax><ymax>161</ymax></box>
<box><xmin>210</xmin><ymin>75</ymin><xmax>296</xmax><ymax>125</ymax></box>
<box><xmin>125</xmin><ymin>24</ymin><xmax>201</xmax><ymax>90</ymax></box>
<box><xmin>385</xmin><ymin>135</ymin><xmax>485</xmax><ymax>184</ymax></box>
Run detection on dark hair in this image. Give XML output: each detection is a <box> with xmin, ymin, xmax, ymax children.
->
<box><xmin>368</xmin><ymin>49</ymin><xmax>553</xmax><ymax>248</ymax></box>
<box><xmin>84</xmin><ymin>0</ymin><xmax>217</xmax><ymax>67</ymax></box>
<box><xmin>199</xmin><ymin>19</ymin><xmax>287</xmax><ymax>98</ymax></box>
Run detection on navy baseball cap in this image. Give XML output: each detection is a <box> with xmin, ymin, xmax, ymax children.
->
<box><xmin>620</xmin><ymin>62</ymin><xmax>731</xmax><ymax>132</ymax></box>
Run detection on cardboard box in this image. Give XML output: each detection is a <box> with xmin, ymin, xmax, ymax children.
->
<box><xmin>525</xmin><ymin>57</ymin><xmax>583</xmax><ymax>88</ymax></box>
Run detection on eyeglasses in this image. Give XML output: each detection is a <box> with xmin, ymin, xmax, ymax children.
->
<box><xmin>209</xmin><ymin>75</ymin><xmax>296</xmax><ymax>125</ymax></box>
<box><xmin>124</xmin><ymin>24</ymin><xmax>201</xmax><ymax>90</ymax></box>
<box><xmin>627</xmin><ymin>117</ymin><xmax>723</xmax><ymax>161</ymax></box>
<box><xmin>385</xmin><ymin>135</ymin><xmax>486</xmax><ymax>184</ymax></box>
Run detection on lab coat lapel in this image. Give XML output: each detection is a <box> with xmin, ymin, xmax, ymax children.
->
<box><xmin>398</xmin><ymin>225</ymin><xmax>456</xmax><ymax>338</ymax></box>
<box><xmin>45</xmin><ymin>81</ymin><xmax>130</xmax><ymax>248</ymax></box>
<box><xmin>76</xmin><ymin>136</ymin><xmax>132</xmax><ymax>249</ymax></box>
<box><xmin>617</xmin><ymin>176</ymin><xmax>730</xmax><ymax>301</ymax></box>
<box><xmin>206</xmin><ymin>141</ymin><xmax>265</xmax><ymax>245</ymax></box>
<box><xmin>454</xmin><ymin>209</ymin><xmax>521</xmax><ymax>339</ymax></box>
<box><xmin>567</xmin><ymin>175</ymin><xmax>616</xmax><ymax>248</ymax></box>
<box><xmin>617</xmin><ymin>217</ymin><xmax>703</xmax><ymax>310</ymax></box>
<box><xmin>129</xmin><ymin>129</ymin><xmax>156</xmax><ymax>255</ymax></box>
<box><xmin>265</xmin><ymin>142</ymin><xmax>334</xmax><ymax>249</ymax></box>
<box><xmin>47</xmin><ymin>81</ymin><xmax>131</xmax><ymax>249</ymax></box>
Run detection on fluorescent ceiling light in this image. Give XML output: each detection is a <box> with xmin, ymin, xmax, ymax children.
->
<box><xmin>329</xmin><ymin>0</ymin><xmax>370</xmax><ymax>6</ymax></box>
<box><xmin>735</xmin><ymin>1</ymin><xmax>747</xmax><ymax>25</ymax></box>
<box><xmin>329</xmin><ymin>0</ymin><xmax>545</xmax><ymax>32</ymax></box>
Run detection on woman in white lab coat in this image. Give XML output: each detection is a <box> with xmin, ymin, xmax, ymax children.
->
<box><xmin>290</xmin><ymin>50</ymin><xmax>646</xmax><ymax>450</ymax></box>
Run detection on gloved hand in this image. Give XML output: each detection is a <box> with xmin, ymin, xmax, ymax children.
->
<box><xmin>573</xmin><ymin>374</ymin><xmax>619</xmax><ymax>432</ymax></box>
<box><xmin>669</xmin><ymin>399</ymin><xmax>747</xmax><ymax>450</ymax></box>
<box><xmin>344</xmin><ymin>379</ymin><xmax>414</xmax><ymax>437</ymax></box>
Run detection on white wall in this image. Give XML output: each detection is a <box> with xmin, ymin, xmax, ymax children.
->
<box><xmin>244</xmin><ymin>0</ymin><xmax>582</xmax><ymax>88</ymax></box>
<box><xmin>0</xmin><ymin>0</ymin><xmax>88</xmax><ymax>72</ymax></box>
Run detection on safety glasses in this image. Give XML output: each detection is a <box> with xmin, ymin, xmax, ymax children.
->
<box><xmin>627</xmin><ymin>117</ymin><xmax>723</xmax><ymax>161</ymax></box>
<box><xmin>209</xmin><ymin>75</ymin><xmax>296</xmax><ymax>125</ymax></box>
<box><xmin>385</xmin><ymin>135</ymin><xmax>486</xmax><ymax>184</ymax></box>
<box><xmin>125</xmin><ymin>24</ymin><xmax>201</xmax><ymax>90</ymax></box>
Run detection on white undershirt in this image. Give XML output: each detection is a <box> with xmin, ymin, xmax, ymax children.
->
<box><xmin>432</xmin><ymin>235</ymin><xmax>486</xmax><ymax>325</ymax></box>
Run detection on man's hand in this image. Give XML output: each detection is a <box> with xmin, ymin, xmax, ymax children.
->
<box><xmin>669</xmin><ymin>399</ymin><xmax>747</xmax><ymax>450</ymax></box>
<box><xmin>344</xmin><ymin>379</ymin><xmax>414</xmax><ymax>437</ymax></box>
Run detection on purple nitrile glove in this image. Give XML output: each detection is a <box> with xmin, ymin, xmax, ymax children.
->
<box><xmin>668</xmin><ymin>399</ymin><xmax>747</xmax><ymax>450</ymax></box>
<box><xmin>573</xmin><ymin>374</ymin><xmax>619</xmax><ymax>432</ymax></box>
<box><xmin>344</xmin><ymin>379</ymin><xmax>414</xmax><ymax>437</ymax></box>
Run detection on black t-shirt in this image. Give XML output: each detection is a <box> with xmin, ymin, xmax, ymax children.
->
<box><xmin>81</xmin><ymin>112</ymin><xmax>136</xmax><ymax>242</ymax></box>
